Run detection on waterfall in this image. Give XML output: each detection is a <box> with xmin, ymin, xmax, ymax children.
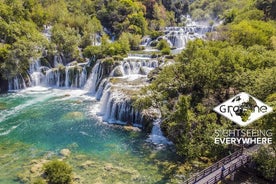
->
<box><xmin>98</xmin><ymin>90</ymin><xmax>143</xmax><ymax>127</ymax></box>
<box><xmin>93</xmin><ymin>56</ymin><xmax>160</xmax><ymax>127</ymax></box>
<box><xmin>141</xmin><ymin>18</ymin><xmax>214</xmax><ymax>53</ymax></box>
<box><xmin>8</xmin><ymin>56</ymin><xmax>90</xmax><ymax>90</ymax></box>
<box><xmin>65</xmin><ymin>67</ymin><xmax>70</xmax><ymax>87</ymax></box>
<box><xmin>54</xmin><ymin>55</ymin><xmax>63</xmax><ymax>67</ymax></box>
<box><xmin>147</xmin><ymin>119</ymin><xmax>172</xmax><ymax>146</ymax></box>
<box><xmin>95</xmin><ymin>78</ymin><xmax>109</xmax><ymax>100</ymax></box>
<box><xmin>109</xmin><ymin>58</ymin><xmax>158</xmax><ymax>77</ymax></box>
<box><xmin>79</xmin><ymin>67</ymin><xmax>87</xmax><ymax>87</ymax></box>
<box><xmin>29</xmin><ymin>60</ymin><xmax>45</xmax><ymax>86</ymax></box>
<box><xmin>162</xmin><ymin>26</ymin><xmax>212</xmax><ymax>49</ymax></box>
<box><xmin>84</xmin><ymin>62</ymin><xmax>103</xmax><ymax>94</ymax></box>
<box><xmin>8</xmin><ymin>75</ymin><xmax>26</xmax><ymax>91</ymax></box>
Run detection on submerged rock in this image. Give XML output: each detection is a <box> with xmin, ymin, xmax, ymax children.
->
<box><xmin>80</xmin><ymin>160</ymin><xmax>95</xmax><ymax>169</ymax></box>
<box><xmin>123</xmin><ymin>126</ymin><xmax>141</xmax><ymax>132</ymax></box>
<box><xmin>62</xmin><ymin>111</ymin><xmax>84</xmax><ymax>120</ymax></box>
<box><xmin>0</xmin><ymin>102</ymin><xmax>6</xmax><ymax>110</ymax></box>
<box><xmin>60</xmin><ymin>149</ymin><xmax>71</xmax><ymax>157</ymax></box>
<box><xmin>104</xmin><ymin>163</ymin><xmax>113</xmax><ymax>171</ymax></box>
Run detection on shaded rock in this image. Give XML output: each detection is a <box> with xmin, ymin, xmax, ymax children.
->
<box><xmin>112</xmin><ymin>67</ymin><xmax>123</xmax><ymax>77</ymax></box>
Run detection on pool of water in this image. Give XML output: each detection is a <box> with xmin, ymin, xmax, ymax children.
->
<box><xmin>0</xmin><ymin>87</ymin><xmax>179</xmax><ymax>184</ymax></box>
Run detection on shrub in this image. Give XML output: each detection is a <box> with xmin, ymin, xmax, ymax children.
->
<box><xmin>253</xmin><ymin>146</ymin><xmax>276</xmax><ymax>182</ymax></box>
<box><xmin>161</xmin><ymin>47</ymin><xmax>171</xmax><ymax>55</ymax></box>
<box><xmin>33</xmin><ymin>178</ymin><xmax>47</xmax><ymax>184</ymax></box>
<box><xmin>157</xmin><ymin>39</ymin><xmax>170</xmax><ymax>50</ymax></box>
<box><xmin>43</xmin><ymin>160</ymin><xmax>72</xmax><ymax>184</ymax></box>
<box><xmin>149</xmin><ymin>31</ymin><xmax>163</xmax><ymax>40</ymax></box>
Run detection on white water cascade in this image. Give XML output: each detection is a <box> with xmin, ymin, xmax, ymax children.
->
<box><xmin>8</xmin><ymin>75</ymin><xmax>26</xmax><ymax>91</ymax></box>
<box><xmin>83</xmin><ymin>62</ymin><xmax>103</xmax><ymax>94</ymax></box>
<box><xmin>83</xmin><ymin>56</ymin><xmax>160</xmax><ymax>127</ymax></box>
<box><xmin>147</xmin><ymin>119</ymin><xmax>173</xmax><ymax>146</ymax></box>
<box><xmin>163</xmin><ymin>25</ymin><xmax>212</xmax><ymax>49</ymax></box>
<box><xmin>142</xmin><ymin>16</ymin><xmax>215</xmax><ymax>53</ymax></box>
<box><xmin>8</xmin><ymin>57</ymin><xmax>90</xmax><ymax>90</ymax></box>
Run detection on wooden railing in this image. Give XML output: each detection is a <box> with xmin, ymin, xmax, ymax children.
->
<box><xmin>183</xmin><ymin>149</ymin><xmax>244</xmax><ymax>184</ymax></box>
<box><xmin>204</xmin><ymin>156</ymin><xmax>251</xmax><ymax>184</ymax></box>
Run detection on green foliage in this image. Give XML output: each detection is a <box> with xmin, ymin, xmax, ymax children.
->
<box><xmin>141</xmin><ymin>36</ymin><xmax>276</xmax><ymax>159</ymax></box>
<box><xmin>226</xmin><ymin>20</ymin><xmax>276</xmax><ymax>47</ymax></box>
<box><xmin>83</xmin><ymin>33</ymin><xmax>131</xmax><ymax>59</ymax></box>
<box><xmin>189</xmin><ymin>0</ymin><xmax>253</xmax><ymax>21</ymax></box>
<box><xmin>161</xmin><ymin>47</ymin><xmax>171</xmax><ymax>55</ymax></box>
<box><xmin>156</xmin><ymin>39</ymin><xmax>171</xmax><ymax>55</ymax></box>
<box><xmin>51</xmin><ymin>24</ymin><xmax>80</xmax><ymax>61</ymax></box>
<box><xmin>43</xmin><ymin>160</ymin><xmax>72</xmax><ymax>184</ymax></box>
<box><xmin>256</xmin><ymin>0</ymin><xmax>276</xmax><ymax>20</ymax></box>
<box><xmin>156</xmin><ymin>39</ymin><xmax>170</xmax><ymax>50</ymax></box>
<box><xmin>33</xmin><ymin>178</ymin><xmax>46</xmax><ymax>184</ymax></box>
<box><xmin>83</xmin><ymin>45</ymin><xmax>102</xmax><ymax>59</ymax></box>
<box><xmin>97</xmin><ymin>0</ymin><xmax>146</xmax><ymax>36</ymax></box>
<box><xmin>253</xmin><ymin>146</ymin><xmax>276</xmax><ymax>181</ymax></box>
<box><xmin>149</xmin><ymin>30</ymin><xmax>164</xmax><ymax>40</ymax></box>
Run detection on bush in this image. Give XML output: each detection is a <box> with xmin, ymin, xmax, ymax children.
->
<box><xmin>253</xmin><ymin>146</ymin><xmax>276</xmax><ymax>182</ymax></box>
<box><xmin>43</xmin><ymin>160</ymin><xmax>72</xmax><ymax>184</ymax></box>
<box><xmin>161</xmin><ymin>47</ymin><xmax>171</xmax><ymax>55</ymax></box>
<box><xmin>157</xmin><ymin>39</ymin><xmax>170</xmax><ymax>51</ymax></box>
<box><xmin>33</xmin><ymin>178</ymin><xmax>47</xmax><ymax>184</ymax></box>
<box><xmin>149</xmin><ymin>31</ymin><xmax>163</xmax><ymax>40</ymax></box>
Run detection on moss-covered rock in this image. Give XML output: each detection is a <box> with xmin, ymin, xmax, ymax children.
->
<box><xmin>112</xmin><ymin>67</ymin><xmax>124</xmax><ymax>77</ymax></box>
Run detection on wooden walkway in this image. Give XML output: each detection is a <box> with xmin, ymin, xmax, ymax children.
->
<box><xmin>182</xmin><ymin>146</ymin><xmax>258</xmax><ymax>184</ymax></box>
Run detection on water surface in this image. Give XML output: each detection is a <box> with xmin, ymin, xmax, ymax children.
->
<box><xmin>0</xmin><ymin>87</ymin><xmax>178</xmax><ymax>184</ymax></box>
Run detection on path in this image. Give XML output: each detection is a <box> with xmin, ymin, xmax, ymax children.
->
<box><xmin>183</xmin><ymin>145</ymin><xmax>259</xmax><ymax>184</ymax></box>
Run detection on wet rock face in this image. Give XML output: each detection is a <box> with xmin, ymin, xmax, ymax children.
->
<box><xmin>112</xmin><ymin>67</ymin><xmax>124</xmax><ymax>77</ymax></box>
<box><xmin>0</xmin><ymin>75</ymin><xmax>8</xmax><ymax>93</ymax></box>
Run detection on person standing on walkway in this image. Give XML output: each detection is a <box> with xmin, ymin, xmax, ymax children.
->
<box><xmin>221</xmin><ymin>165</ymin><xmax>225</xmax><ymax>179</ymax></box>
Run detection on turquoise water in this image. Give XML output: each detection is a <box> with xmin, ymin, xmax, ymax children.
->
<box><xmin>0</xmin><ymin>87</ymin><xmax>178</xmax><ymax>184</ymax></box>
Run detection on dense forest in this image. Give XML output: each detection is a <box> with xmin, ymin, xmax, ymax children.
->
<box><xmin>0</xmin><ymin>0</ymin><xmax>275</xmax><ymax>182</ymax></box>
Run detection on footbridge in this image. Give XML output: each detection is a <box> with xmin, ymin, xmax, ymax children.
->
<box><xmin>183</xmin><ymin>145</ymin><xmax>259</xmax><ymax>184</ymax></box>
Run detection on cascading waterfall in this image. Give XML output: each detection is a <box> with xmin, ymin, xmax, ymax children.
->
<box><xmin>95</xmin><ymin>78</ymin><xmax>109</xmax><ymax>100</ymax></box>
<box><xmin>65</xmin><ymin>67</ymin><xmax>70</xmax><ymax>87</ymax></box>
<box><xmin>142</xmin><ymin>17</ymin><xmax>215</xmax><ymax>53</ymax></box>
<box><xmin>163</xmin><ymin>25</ymin><xmax>212</xmax><ymax>49</ymax></box>
<box><xmin>98</xmin><ymin>89</ymin><xmax>143</xmax><ymax>127</ymax></box>
<box><xmin>147</xmin><ymin>118</ymin><xmax>172</xmax><ymax>146</ymax></box>
<box><xmin>8</xmin><ymin>75</ymin><xmax>26</xmax><ymax>91</ymax></box>
<box><xmin>79</xmin><ymin>67</ymin><xmax>87</xmax><ymax>87</ymax></box>
<box><xmin>91</xmin><ymin>56</ymin><xmax>159</xmax><ymax>127</ymax></box>
<box><xmin>8</xmin><ymin>57</ymin><xmax>90</xmax><ymax>90</ymax></box>
<box><xmin>83</xmin><ymin>62</ymin><xmax>103</xmax><ymax>94</ymax></box>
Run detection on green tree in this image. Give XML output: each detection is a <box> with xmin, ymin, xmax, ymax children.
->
<box><xmin>253</xmin><ymin>146</ymin><xmax>276</xmax><ymax>181</ymax></box>
<box><xmin>51</xmin><ymin>24</ymin><xmax>80</xmax><ymax>61</ymax></box>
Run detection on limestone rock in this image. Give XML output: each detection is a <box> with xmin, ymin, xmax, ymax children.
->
<box><xmin>60</xmin><ymin>149</ymin><xmax>71</xmax><ymax>157</ymax></box>
<box><xmin>104</xmin><ymin>163</ymin><xmax>113</xmax><ymax>171</ymax></box>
